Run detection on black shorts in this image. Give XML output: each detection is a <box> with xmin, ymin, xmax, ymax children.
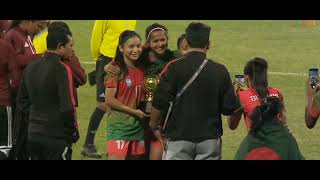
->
<box><xmin>0</xmin><ymin>106</ymin><xmax>8</xmax><ymax>146</ymax></box>
<box><xmin>28</xmin><ymin>137</ymin><xmax>72</xmax><ymax>160</ymax></box>
<box><xmin>96</xmin><ymin>55</ymin><xmax>112</xmax><ymax>102</ymax></box>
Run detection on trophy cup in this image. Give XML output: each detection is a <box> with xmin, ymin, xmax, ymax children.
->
<box><xmin>142</xmin><ymin>75</ymin><xmax>160</xmax><ymax>114</ymax></box>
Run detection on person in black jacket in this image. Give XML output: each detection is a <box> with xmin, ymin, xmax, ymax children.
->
<box><xmin>17</xmin><ymin>29</ymin><xmax>79</xmax><ymax>160</ymax></box>
<box><xmin>150</xmin><ymin>22</ymin><xmax>241</xmax><ymax>160</ymax></box>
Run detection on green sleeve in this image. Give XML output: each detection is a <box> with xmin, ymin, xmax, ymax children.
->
<box><xmin>288</xmin><ymin>133</ymin><xmax>305</xmax><ymax>160</ymax></box>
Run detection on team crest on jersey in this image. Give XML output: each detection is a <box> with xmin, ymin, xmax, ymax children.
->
<box><xmin>125</xmin><ymin>77</ymin><xmax>133</xmax><ymax>88</ymax></box>
<box><xmin>24</xmin><ymin>42</ymin><xmax>29</xmax><ymax>48</ymax></box>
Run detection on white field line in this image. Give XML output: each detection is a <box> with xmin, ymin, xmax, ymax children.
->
<box><xmin>267</xmin><ymin>72</ymin><xmax>307</xmax><ymax>76</ymax></box>
<box><xmin>81</xmin><ymin>61</ymin><xmax>96</xmax><ymax>65</ymax></box>
<box><xmin>81</xmin><ymin>61</ymin><xmax>308</xmax><ymax>77</ymax></box>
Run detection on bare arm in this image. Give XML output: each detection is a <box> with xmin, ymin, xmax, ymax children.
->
<box><xmin>150</xmin><ymin>106</ymin><xmax>165</xmax><ymax>145</ymax></box>
<box><xmin>150</xmin><ymin>106</ymin><xmax>162</xmax><ymax>130</ymax></box>
<box><xmin>305</xmin><ymin>78</ymin><xmax>320</xmax><ymax>129</ymax></box>
<box><xmin>227</xmin><ymin>81</ymin><xmax>245</xmax><ymax>130</ymax></box>
<box><xmin>227</xmin><ymin>107</ymin><xmax>243</xmax><ymax>130</ymax></box>
<box><xmin>104</xmin><ymin>62</ymin><xmax>121</xmax><ymax>77</ymax></box>
<box><xmin>305</xmin><ymin>98</ymin><xmax>318</xmax><ymax>129</ymax></box>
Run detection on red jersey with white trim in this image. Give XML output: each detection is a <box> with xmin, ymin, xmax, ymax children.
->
<box><xmin>4</xmin><ymin>27</ymin><xmax>40</xmax><ymax>85</ymax></box>
<box><xmin>238</xmin><ymin>87</ymin><xmax>284</xmax><ymax>130</ymax></box>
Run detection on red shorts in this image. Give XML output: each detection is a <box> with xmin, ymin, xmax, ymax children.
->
<box><xmin>107</xmin><ymin>140</ymin><xmax>145</xmax><ymax>156</ymax></box>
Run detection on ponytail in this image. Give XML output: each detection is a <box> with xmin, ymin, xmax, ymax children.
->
<box><xmin>244</xmin><ymin>57</ymin><xmax>269</xmax><ymax>100</ymax></box>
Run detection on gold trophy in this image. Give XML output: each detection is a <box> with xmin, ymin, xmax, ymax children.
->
<box><xmin>142</xmin><ymin>75</ymin><xmax>160</xmax><ymax>114</ymax></box>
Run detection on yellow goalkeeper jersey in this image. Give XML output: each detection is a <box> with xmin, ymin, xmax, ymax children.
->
<box><xmin>33</xmin><ymin>30</ymin><xmax>48</xmax><ymax>54</ymax></box>
<box><xmin>91</xmin><ymin>20</ymin><xmax>137</xmax><ymax>61</ymax></box>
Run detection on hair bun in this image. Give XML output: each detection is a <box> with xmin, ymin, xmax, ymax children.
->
<box><xmin>260</xmin><ymin>100</ymin><xmax>269</xmax><ymax>112</ymax></box>
<box><xmin>261</xmin><ymin>97</ymin><xmax>282</xmax><ymax>117</ymax></box>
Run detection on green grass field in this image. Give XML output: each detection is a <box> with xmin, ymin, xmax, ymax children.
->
<box><xmin>63</xmin><ymin>20</ymin><xmax>320</xmax><ymax>160</ymax></box>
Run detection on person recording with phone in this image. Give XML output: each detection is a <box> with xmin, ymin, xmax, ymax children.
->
<box><xmin>233</xmin><ymin>74</ymin><xmax>246</xmax><ymax>93</ymax></box>
<box><xmin>228</xmin><ymin>57</ymin><xmax>286</xmax><ymax>131</ymax></box>
<box><xmin>305</xmin><ymin>68</ymin><xmax>320</xmax><ymax>129</ymax></box>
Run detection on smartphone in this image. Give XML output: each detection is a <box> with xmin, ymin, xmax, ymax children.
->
<box><xmin>235</xmin><ymin>74</ymin><xmax>245</xmax><ymax>87</ymax></box>
<box><xmin>309</xmin><ymin>68</ymin><xmax>319</xmax><ymax>89</ymax></box>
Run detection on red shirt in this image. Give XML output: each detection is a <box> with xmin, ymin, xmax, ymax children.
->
<box><xmin>4</xmin><ymin>26</ymin><xmax>40</xmax><ymax>84</ymax></box>
<box><xmin>0</xmin><ymin>39</ymin><xmax>20</xmax><ymax>105</ymax></box>
<box><xmin>61</xmin><ymin>55</ymin><xmax>87</xmax><ymax>107</ymax></box>
<box><xmin>238</xmin><ymin>87</ymin><xmax>283</xmax><ymax>130</ymax></box>
<box><xmin>61</xmin><ymin>55</ymin><xmax>87</xmax><ymax>87</ymax></box>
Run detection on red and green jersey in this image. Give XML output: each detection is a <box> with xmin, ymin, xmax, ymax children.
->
<box><xmin>104</xmin><ymin>67</ymin><xmax>145</xmax><ymax>141</ymax></box>
<box><xmin>234</xmin><ymin>121</ymin><xmax>304</xmax><ymax>160</ymax></box>
<box><xmin>238</xmin><ymin>87</ymin><xmax>283</xmax><ymax>130</ymax></box>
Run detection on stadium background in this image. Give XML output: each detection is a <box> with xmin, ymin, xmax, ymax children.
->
<box><xmin>63</xmin><ymin>20</ymin><xmax>320</xmax><ymax>160</ymax></box>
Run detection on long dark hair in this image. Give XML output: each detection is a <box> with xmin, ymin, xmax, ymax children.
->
<box><xmin>244</xmin><ymin>57</ymin><xmax>269</xmax><ymax>100</ymax></box>
<box><xmin>114</xmin><ymin>30</ymin><xmax>141</xmax><ymax>78</ymax></box>
<box><xmin>250</xmin><ymin>96</ymin><xmax>284</xmax><ymax>136</ymax></box>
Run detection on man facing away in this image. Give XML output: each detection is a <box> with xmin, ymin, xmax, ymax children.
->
<box><xmin>150</xmin><ymin>22</ymin><xmax>241</xmax><ymax>160</ymax></box>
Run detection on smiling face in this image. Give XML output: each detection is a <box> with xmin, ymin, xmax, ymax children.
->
<box><xmin>147</xmin><ymin>30</ymin><xmax>168</xmax><ymax>56</ymax></box>
<box><xmin>119</xmin><ymin>36</ymin><xmax>142</xmax><ymax>62</ymax></box>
